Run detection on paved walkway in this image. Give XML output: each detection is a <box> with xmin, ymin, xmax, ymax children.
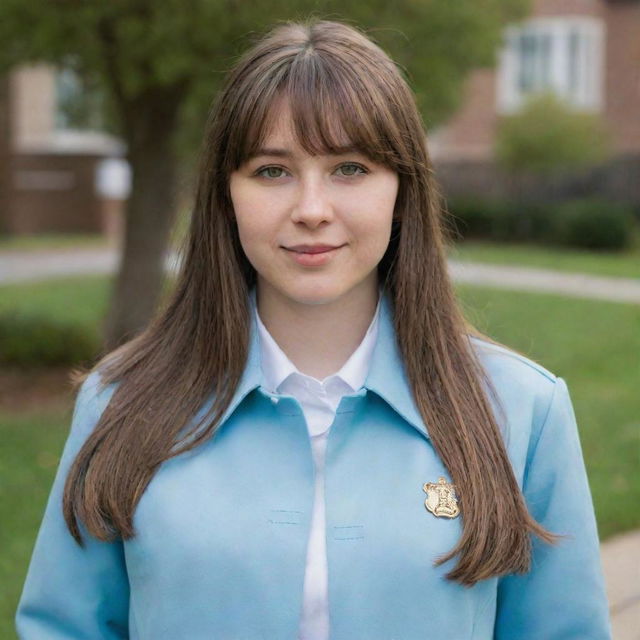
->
<box><xmin>449</xmin><ymin>260</ymin><xmax>640</xmax><ymax>304</ymax></box>
<box><xmin>601</xmin><ymin>529</ymin><xmax>640</xmax><ymax>640</ymax></box>
<box><xmin>0</xmin><ymin>247</ymin><xmax>120</xmax><ymax>283</ymax></box>
<box><xmin>1</xmin><ymin>247</ymin><xmax>639</xmax><ymax>303</ymax></box>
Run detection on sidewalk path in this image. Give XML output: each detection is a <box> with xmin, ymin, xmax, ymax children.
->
<box><xmin>601</xmin><ymin>529</ymin><xmax>640</xmax><ymax>640</ymax></box>
<box><xmin>0</xmin><ymin>247</ymin><xmax>120</xmax><ymax>283</ymax></box>
<box><xmin>1</xmin><ymin>247</ymin><xmax>639</xmax><ymax>303</ymax></box>
<box><xmin>449</xmin><ymin>260</ymin><xmax>640</xmax><ymax>304</ymax></box>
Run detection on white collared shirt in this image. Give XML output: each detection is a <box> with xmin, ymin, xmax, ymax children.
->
<box><xmin>252</xmin><ymin>290</ymin><xmax>381</xmax><ymax>640</ymax></box>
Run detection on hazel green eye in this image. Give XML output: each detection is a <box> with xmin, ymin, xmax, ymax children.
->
<box><xmin>254</xmin><ymin>162</ymin><xmax>367</xmax><ymax>179</ymax></box>
<box><xmin>257</xmin><ymin>166</ymin><xmax>286</xmax><ymax>179</ymax></box>
<box><xmin>337</xmin><ymin>163</ymin><xmax>366</xmax><ymax>176</ymax></box>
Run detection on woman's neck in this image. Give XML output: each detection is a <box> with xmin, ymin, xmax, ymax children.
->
<box><xmin>255</xmin><ymin>278</ymin><xmax>380</xmax><ymax>380</ymax></box>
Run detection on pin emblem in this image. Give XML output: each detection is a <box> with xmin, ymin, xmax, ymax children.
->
<box><xmin>423</xmin><ymin>477</ymin><xmax>460</xmax><ymax>518</ymax></box>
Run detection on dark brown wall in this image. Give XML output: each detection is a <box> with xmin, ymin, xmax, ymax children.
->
<box><xmin>0</xmin><ymin>75</ymin><xmax>11</xmax><ymax>234</ymax></box>
<box><xmin>604</xmin><ymin>1</ymin><xmax>640</xmax><ymax>152</ymax></box>
<box><xmin>434</xmin><ymin>153</ymin><xmax>640</xmax><ymax>206</ymax></box>
<box><xmin>9</xmin><ymin>153</ymin><xmax>106</xmax><ymax>234</ymax></box>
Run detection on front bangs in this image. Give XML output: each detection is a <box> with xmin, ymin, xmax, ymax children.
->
<box><xmin>236</xmin><ymin>53</ymin><xmax>400</xmax><ymax>170</ymax></box>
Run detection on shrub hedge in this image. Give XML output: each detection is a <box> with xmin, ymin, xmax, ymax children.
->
<box><xmin>446</xmin><ymin>198</ymin><xmax>636</xmax><ymax>251</ymax></box>
<box><xmin>0</xmin><ymin>311</ymin><xmax>99</xmax><ymax>367</ymax></box>
<box><xmin>494</xmin><ymin>92</ymin><xmax>610</xmax><ymax>174</ymax></box>
<box><xmin>553</xmin><ymin>200</ymin><xmax>636</xmax><ymax>251</ymax></box>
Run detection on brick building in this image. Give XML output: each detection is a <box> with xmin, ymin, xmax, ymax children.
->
<box><xmin>430</xmin><ymin>0</ymin><xmax>640</xmax><ymax>205</ymax></box>
<box><xmin>0</xmin><ymin>64</ymin><xmax>128</xmax><ymax>239</ymax></box>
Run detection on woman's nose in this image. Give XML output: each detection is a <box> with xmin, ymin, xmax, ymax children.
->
<box><xmin>290</xmin><ymin>177</ymin><xmax>334</xmax><ymax>227</ymax></box>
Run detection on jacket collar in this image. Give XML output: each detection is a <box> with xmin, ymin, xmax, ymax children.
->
<box><xmin>219</xmin><ymin>287</ymin><xmax>430</xmax><ymax>441</ymax></box>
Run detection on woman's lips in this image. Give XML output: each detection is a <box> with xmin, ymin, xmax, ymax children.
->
<box><xmin>283</xmin><ymin>244</ymin><xmax>344</xmax><ymax>266</ymax></box>
<box><xmin>286</xmin><ymin>244</ymin><xmax>342</xmax><ymax>253</ymax></box>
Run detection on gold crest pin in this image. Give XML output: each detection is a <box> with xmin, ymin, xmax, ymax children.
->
<box><xmin>423</xmin><ymin>477</ymin><xmax>460</xmax><ymax>518</ymax></box>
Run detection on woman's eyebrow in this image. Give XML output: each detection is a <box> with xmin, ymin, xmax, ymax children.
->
<box><xmin>247</xmin><ymin>145</ymin><xmax>363</xmax><ymax>160</ymax></box>
<box><xmin>248</xmin><ymin>148</ymin><xmax>292</xmax><ymax>160</ymax></box>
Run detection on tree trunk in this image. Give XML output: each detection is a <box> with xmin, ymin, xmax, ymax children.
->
<box><xmin>103</xmin><ymin>86</ymin><xmax>183</xmax><ymax>350</ymax></box>
<box><xmin>0</xmin><ymin>74</ymin><xmax>12</xmax><ymax>235</ymax></box>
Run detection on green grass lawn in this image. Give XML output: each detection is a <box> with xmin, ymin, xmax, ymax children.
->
<box><xmin>0</xmin><ymin>232</ymin><xmax>111</xmax><ymax>252</ymax></box>
<box><xmin>0</xmin><ymin>275</ymin><xmax>112</xmax><ymax>326</ymax></box>
<box><xmin>1</xmin><ymin>276</ymin><xmax>638</xmax><ymax>637</ymax></box>
<box><xmin>448</xmin><ymin>239</ymin><xmax>640</xmax><ymax>280</ymax></box>
<box><xmin>0</xmin><ymin>409</ymin><xmax>73</xmax><ymax>636</ymax></box>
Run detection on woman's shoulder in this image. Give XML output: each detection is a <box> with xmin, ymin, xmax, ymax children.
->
<box><xmin>469</xmin><ymin>335</ymin><xmax>557</xmax><ymax>385</ymax></box>
<box><xmin>77</xmin><ymin>367</ymin><xmax>119</xmax><ymax>403</ymax></box>
<box><xmin>467</xmin><ymin>336</ymin><xmax>579</xmax><ymax>478</ymax></box>
<box><xmin>467</xmin><ymin>334</ymin><xmax>562</xmax><ymax>428</ymax></box>
<box><xmin>69</xmin><ymin>368</ymin><xmax>121</xmax><ymax>440</ymax></box>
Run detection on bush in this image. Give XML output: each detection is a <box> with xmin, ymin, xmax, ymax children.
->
<box><xmin>495</xmin><ymin>92</ymin><xmax>610</xmax><ymax>174</ymax></box>
<box><xmin>550</xmin><ymin>200</ymin><xmax>636</xmax><ymax>251</ymax></box>
<box><xmin>445</xmin><ymin>199</ymin><xmax>512</xmax><ymax>241</ymax></box>
<box><xmin>0</xmin><ymin>311</ymin><xmax>100</xmax><ymax>367</ymax></box>
<box><xmin>445</xmin><ymin>199</ymin><xmax>555</xmax><ymax>243</ymax></box>
<box><xmin>445</xmin><ymin>198</ymin><xmax>636</xmax><ymax>251</ymax></box>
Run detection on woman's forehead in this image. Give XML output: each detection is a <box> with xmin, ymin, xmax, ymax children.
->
<box><xmin>248</xmin><ymin>103</ymin><xmax>362</xmax><ymax>160</ymax></box>
<box><xmin>261</xmin><ymin>98</ymin><xmax>350</xmax><ymax>143</ymax></box>
<box><xmin>258</xmin><ymin>121</ymin><xmax>353</xmax><ymax>152</ymax></box>
<box><xmin>235</xmin><ymin>89</ymin><xmax>394</xmax><ymax>169</ymax></box>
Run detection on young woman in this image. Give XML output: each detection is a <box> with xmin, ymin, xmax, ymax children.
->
<box><xmin>16</xmin><ymin>18</ymin><xmax>611</xmax><ymax>640</ymax></box>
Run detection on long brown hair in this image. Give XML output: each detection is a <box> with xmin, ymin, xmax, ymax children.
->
<box><xmin>63</xmin><ymin>18</ymin><xmax>559</xmax><ymax>586</ymax></box>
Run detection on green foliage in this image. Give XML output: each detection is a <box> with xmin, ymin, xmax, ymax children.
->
<box><xmin>446</xmin><ymin>198</ymin><xmax>554</xmax><ymax>243</ymax></box>
<box><xmin>447</xmin><ymin>197</ymin><xmax>637</xmax><ymax>251</ymax></box>
<box><xmin>553</xmin><ymin>199</ymin><xmax>636</xmax><ymax>251</ymax></box>
<box><xmin>445</xmin><ymin>198</ymin><xmax>511</xmax><ymax>240</ymax></box>
<box><xmin>0</xmin><ymin>275</ymin><xmax>111</xmax><ymax>328</ymax></box>
<box><xmin>0</xmin><ymin>311</ymin><xmax>99</xmax><ymax>367</ymax></box>
<box><xmin>495</xmin><ymin>92</ymin><xmax>611</xmax><ymax>174</ymax></box>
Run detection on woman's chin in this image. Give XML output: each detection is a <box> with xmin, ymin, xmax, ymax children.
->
<box><xmin>267</xmin><ymin>280</ymin><xmax>347</xmax><ymax>307</ymax></box>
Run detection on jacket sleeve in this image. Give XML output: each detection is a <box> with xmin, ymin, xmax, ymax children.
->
<box><xmin>15</xmin><ymin>371</ymin><xmax>130</xmax><ymax>639</ymax></box>
<box><xmin>494</xmin><ymin>376</ymin><xmax>612</xmax><ymax>639</ymax></box>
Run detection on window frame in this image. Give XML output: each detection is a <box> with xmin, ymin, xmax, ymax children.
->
<box><xmin>497</xmin><ymin>16</ymin><xmax>605</xmax><ymax>114</ymax></box>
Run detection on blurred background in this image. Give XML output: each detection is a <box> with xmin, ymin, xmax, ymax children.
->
<box><xmin>0</xmin><ymin>0</ymin><xmax>638</xmax><ymax>637</ymax></box>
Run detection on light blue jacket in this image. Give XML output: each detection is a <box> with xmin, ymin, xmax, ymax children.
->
<box><xmin>16</xmin><ymin>292</ymin><xmax>612</xmax><ymax>639</ymax></box>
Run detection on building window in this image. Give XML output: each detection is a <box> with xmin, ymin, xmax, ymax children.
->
<box><xmin>54</xmin><ymin>65</ymin><xmax>105</xmax><ymax>131</ymax></box>
<box><xmin>497</xmin><ymin>16</ymin><xmax>605</xmax><ymax>113</ymax></box>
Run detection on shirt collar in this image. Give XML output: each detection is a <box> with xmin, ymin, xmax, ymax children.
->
<box><xmin>225</xmin><ymin>286</ymin><xmax>429</xmax><ymax>441</ymax></box>
<box><xmin>252</xmin><ymin>288</ymin><xmax>381</xmax><ymax>394</ymax></box>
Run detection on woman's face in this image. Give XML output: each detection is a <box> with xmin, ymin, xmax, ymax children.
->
<box><xmin>229</xmin><ymin>103</ymin><xmax>399</xmax><ymax>308</ymax></box>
